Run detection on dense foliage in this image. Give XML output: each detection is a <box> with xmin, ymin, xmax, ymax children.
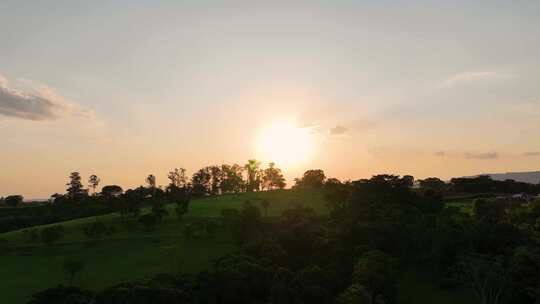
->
<box><xmin>7</xmin><ymin>169</ymin><xmax>540</xmax><ymax>304</ymax></box>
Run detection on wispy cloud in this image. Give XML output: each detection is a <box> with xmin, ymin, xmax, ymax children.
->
<box><xmin>524</xmin><ymin>151</ymin><xmax>540</xmax><ymax>157</ymax></box>
<box><xmin>441</xmin><ymin>71</ymin><xmax>514</xmax><ymax>88</ymax></box>
<box><xmin>0</xmin><ymin>74</ymin><xmax>93</xmax><ymax>121</ymax></box>
<box><xmin>464</xmin><ymin>151</ymin><xmax>499</xmax><ymax>160</ymax></box>
<box><xmin>435</xmin><ymin>150</ymin><xmax>499</xmax><ymax>160</ymax></box>
<box><xmin>434</xmin><ymin>151</ymin><xmax>446</xmax><ymax>157</ymax></box>
<box><xmin>329</xmin><ymin>125</ymin><xmax>348</xmax><ymax>136</ymax></box>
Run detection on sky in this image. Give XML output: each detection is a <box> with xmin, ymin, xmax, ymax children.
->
<box><xmin>1</xmin><ymin>0</ymin><xmax>540</xmax><ymax>198</ymax></box>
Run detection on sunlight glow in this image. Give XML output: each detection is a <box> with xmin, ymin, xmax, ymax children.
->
<box><xmin>256</xmin><ymin>120</ymin><xmax>315</xmax><ymax>167</ymax></box>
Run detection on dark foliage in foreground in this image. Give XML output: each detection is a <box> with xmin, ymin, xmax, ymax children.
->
<box><xmin>23</xmin><ymin>172</ymin><xmax>540</xmax><ymax>304</ymax></box>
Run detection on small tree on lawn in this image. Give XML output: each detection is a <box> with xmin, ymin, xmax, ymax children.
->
<box><xmin>63</xmin><ymin>258</ymin><xmax>85</xmax><ymax>285</ymax></box>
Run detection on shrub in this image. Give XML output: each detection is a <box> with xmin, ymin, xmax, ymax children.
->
<box><xmin>138</xmin><ymin>214</ymin><xmax>157</xmax><ymax>231</ymax></box>
<box><xmin>83</xmin><ymin>220</ymin><xmax>114</xmax><ymax>239</ymax></box>
<box><xmin>23</xmin><ymin>228</ymin><xmax>40</xmax><ymax>243</ymax></box>
<box><xmin>40</xmin><ymin>225</ymin><xmax>65</xmax><ymax>245</ymax></box>
<box><xmin>63</xmin><ymin>258</ymin><xmax>85</xmax><ymax>285</ymax></box>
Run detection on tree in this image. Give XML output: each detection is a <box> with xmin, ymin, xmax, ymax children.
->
<box><xmin>146</xmin><ymin>174</ymin><xmax>157</xmax><ymax>189</ymax></box>
<box><xmin>261</xmin><ymin>199</ymin><xmax>270</xmax><ymax>217</ymax></box>
<box><xmin>245</xmin><ymin>159</ymin><xmax>261</xmax><ymax>192</ymax></box>
<box><xmin>336</xmin><ymin>284</ymin><xmax>371</xmax><ymax>304</ymax></box>
<box><xmin>66</xmin><ymin>172</ymin><xmax>86</xmax><ymax>200</ymax></box>
<box><xmin>458</xmin><ymin>254</ymin><xmax>509</xmax><ymax>304</ymax></box>
<box><xmin>139</xmin><ymin>214</ymin><xmax>157</xmax><ymax>231</ymax></box>
<box><xmin>88</xmin><ymin>175</ymin><xmax>100</xmax><ymax>196</ymax></box>
<box><xmin>262</xmin><ymin>162</ymin><xmax>286</xmax><ymax>190</ymax></box>
<box><xmin>192</xmin><ymin>167</ymin><xmax>212</xmax><ymax>197</ymax></box>
<box><xmin>353</xmin><ymin>250</ymin><xmax>398</xmax><ymax>304</ymax></box>
<box><xmin>418</xmin><ymin>177</ymin><xmax>447</xmax><ymax>192</ymax></box>
<box><xmin>124</xmin><ymin>187</ymin><xmax>146</xmax><ymax>217</ymax></box>
<box><xmin>63</xmin><ymin>258</ymin><xmax>85</xmax><ymax>285</ymax></box>
<box><xmin>101</xmin><ymin>185</ymin><xmax>123</xmax><ymax>197</ymax></box>
<box><xmin>209</xmin><ymin>165</ymin><xmax>222</xmax><ymax>195</ymax></box>
<box><xmin>294</xmin><ymin>170</ymin><xmax>326</xmax><ymax>189</ymax></box>
<box><xmin>5</xmin><ymin>195</ymin><xmax>23</xmax><ymax>207</ymax></box>
<box><xmin>167</xmin><ymin>168</ymin><xmax>187</xmax><ymax>189</ymax></box>
<box><xmin>234</xmin><ymin>200</ymin><xmax>263</xmax><ymax>244</ymax></box>
<box><xmin>221</xmin><ymin>164</ymin><xmax>245</xmax><ymax>194</ymax></box>
<box><xmin>41</xmin><ymin>225</ymin><xmax>65</xmax><ymax>245</ymax></box>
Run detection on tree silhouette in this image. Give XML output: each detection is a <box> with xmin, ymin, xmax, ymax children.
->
<box><xmin>66</xmin><ymin>172</ymin><xmax>86</xmax><ymax>200</ymax></box>
<box><xmin>146</xmin><ymin>174</ymin><xmax>157</xmax><ymax>188</ymax></box>
<box><xmin>5</xmin><ymin>195</ymin><xmax>23</xmax><ymax>207</ymax></box>
<box><xmin>167</xmin><ymin>168</ymin><xmax>187</xmax><ymax>189</ymax></box>
<box><xmin>245</xmin><ymin>159</ymin><xmax>261</xmax><ymax>192</ymax></box>
<box><xmin>263</xmin><ymin>162</ymin><xmax>286</xmax><ymax>190</ymax></box>
<box><xmin>294</xmin><ymin>170</ymin><xmax>326</xmax><ymax>189</ymax></box>
<box><xmin>88</xmin><ymin>175</ymin><xmax>100</xmax><ymax>196</ymax></box>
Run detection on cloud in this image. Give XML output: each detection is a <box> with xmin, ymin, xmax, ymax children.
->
<box><xmin>0</xmin><ymin>74</ymin><xmax>93</xmax><ymax>121</ymax></box>
<box><xmin>464</xmin><ymin>152</ymin><xmax>499</xmax><ymax>160</ymax></box>
<box><xmin>441</xmin><ymin>71</ymin><xmax>514</xmax><ymax>88</ymax></box>
<box><xmin>329</xmin><ymin>125</ymin><xmax>348</xmax><ymax>136</ymax></box>
<box><xmin>524</xmin><ymin>151</ymin><xmax>540</xmax><ymax>157</ymax></box>
<box><xmin>434</xmin><ymin>151</ymin><xmax>446</xmax><ymax>157</ymax></box>
<box><xmin>435</xmin><ymin>150</ymin><xmax>499</xmax><ymax>160</ymax></box>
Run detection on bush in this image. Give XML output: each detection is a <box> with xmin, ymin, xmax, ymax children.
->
<box><xmin>41</xmin><ymin>225</ymin><xmax>65</xmax><ymax>245</ymax></box>
<box><xmin>63</xmin><ymin>258</ymin><xmax>85</xmax><ymax>285</ymax></box>
<box><xmin>83</xmin><ymin>220</ymin><xmax>115</xmax><ymax>239</ymax></box>
<box><xmin>23</xmin><ymin>228</ymin><xmax>40</xmax><ymax>243</ymax></box>
<box><xmin>182</xmin><ymin>221</ymin><xmax>217</xmax><ymax>240</ymax></box>
<box><xmin>27</xmin><ymin>285</ymin><xmax>93</xmax><ymax>304</ymax></box>
<box><xmin>138</xmin><ymin>214</ymin><xmax>157</xmax><ymax>231</ymax></box>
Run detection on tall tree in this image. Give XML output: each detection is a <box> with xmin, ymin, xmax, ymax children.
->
<box><xmin>88</xmin><ymin>175</ymin><xmax>100</xmax><ymax>196</ymax></box>
<box><xmin>209</xmin><ymin>165</ymin><xmax>222</xmax><ymax>195</ymax></box>
<box><xmin>66</xmin><ymin>172</ymin><xmax>86</xmax><ymax>200</ymax></box>
<box><xmin>262</xmin><ymin>162</ymin><xmax>286</xmax><ymax>190</ymax></box>
<box><xmin>245</xmin><ymin>159</ymin><xmax>261</xmax><ymax>192</ymax></box>
<box><xmin>294</xmin><ymin>169</ymin><xmax>326</xmax><ymax>189</ymax></box>
<box><xmin>167</xmin><ymin>168</ymin><xmax>187</xmax><ymax>189</ymax></box>
<box><xmin>221</xmin><ymin>164</ymin><xmax>245</xmax><ymax>193</ymax></box>
<box><xmin>146</xmin><ymin>174</ymin><xmax>156</xmax><ymax>188</ymax></box>
<box><xmin>192</xmin><ymin>167</ymin><xmax>212</xmax><ymax>196</ymax></box>
<box><xmin>353</xmin><ymin>250</ymin><xmax>398</xmax><ymax>304</ymax></box>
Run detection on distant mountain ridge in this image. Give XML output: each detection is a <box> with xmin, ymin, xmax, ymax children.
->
<box><xmin>471</xmin><ymin>171</ymin><xmax>540</xmax><ymax>184</ymax></box>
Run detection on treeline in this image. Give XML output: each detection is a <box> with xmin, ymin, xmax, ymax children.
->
<box><xmin>29</xmin><ymin>173</ymin><xmax>540</xmax><ymax>304</ymax></box>
<box><xmin>0</xmin><ymin>160</ymin><xmax>286</xmax><ymax>232</ymax></box>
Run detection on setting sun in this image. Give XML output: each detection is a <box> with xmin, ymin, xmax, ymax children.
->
<box><xmin>256</xmin><ymin>120</ymin><xmax>315</xmax><ymax>167</ymax></box>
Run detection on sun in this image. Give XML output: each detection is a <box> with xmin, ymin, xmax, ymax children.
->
<box><xmin>256</xmin><ymin>120</ymin><xmax>315</xmax><ymax>167</ymax></box>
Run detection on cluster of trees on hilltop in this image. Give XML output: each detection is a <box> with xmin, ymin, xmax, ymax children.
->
<box><xmin>0</xmin><ymin>160</ymin><xmax>286</xmax><ymax>232</ymax></box>
<box><xmin>450</xmin><ymin>175</ymin><xmax>539</xmax><ymax>194</ymax></box>
<box><xmin>30</xmin><ymin>172</ymin><xmax>540</xmax><ymax>304</ymax></box>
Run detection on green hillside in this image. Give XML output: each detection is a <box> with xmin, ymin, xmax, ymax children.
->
<box><xmin>0</xmin><ymin>189</ymin><xmax>473</xmax><ymax>304</ymax></box>
<box><xmin>0</xmin><ymin>190</ymin><xmax>326</xmax><ymax>304</ymax></box>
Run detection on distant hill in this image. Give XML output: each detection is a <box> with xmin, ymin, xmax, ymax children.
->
<box><xmin>472</xmin><ymin>171</ymin><xmax>540</xmax><ymax>184</ymax></box>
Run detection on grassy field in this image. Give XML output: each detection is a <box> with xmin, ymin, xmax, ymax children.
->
<box><xmin>0</xmin><ymin>189</ymin><xmax>475</xmax><ymax>303</ymax></box>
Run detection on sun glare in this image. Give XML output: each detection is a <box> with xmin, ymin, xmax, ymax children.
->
<box><xmin>256</xmin><ymin>120</ymin><xmax>315</xmax><ymax>167</ymax></box>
